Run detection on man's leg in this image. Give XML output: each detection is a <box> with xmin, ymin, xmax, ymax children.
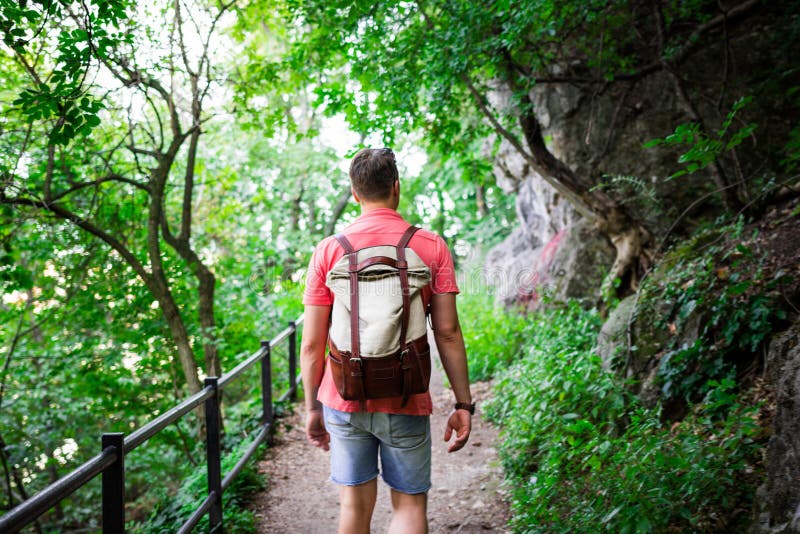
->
<box><xmin>324</xmin><ymin>407</ymin><xmax>380</xmax><ymax>534</ymax></box>
<box><xmin>338</xmin><ymin>478</ymin><xmax>378</xmax><ymax>534</ymax></box>
<box><xmin>377</xmin><ymin>413</ymin><xmax>432</xmax><ymax>534</ymax></box>
<box><xmin>388</xmin><ymin>489</ymin><xmax>428</xmax><ymax>534</ymax></box>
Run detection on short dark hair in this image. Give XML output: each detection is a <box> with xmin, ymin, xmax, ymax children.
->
<box><xmin>349</xmin><ymin>148</ymin><xmax>398</xmax><ymax>201</ymax></box>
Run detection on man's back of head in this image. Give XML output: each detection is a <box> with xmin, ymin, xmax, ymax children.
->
<box><xmin>349</xmin><ymin>148</ymin><xmax>399</xmax><ymax>202</ymax></box>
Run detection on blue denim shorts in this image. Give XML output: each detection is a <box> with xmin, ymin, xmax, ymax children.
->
<box><xmin>323</xmin><ymin>406</ymin><xmax>431</xmax><ymax>494</ymax></box>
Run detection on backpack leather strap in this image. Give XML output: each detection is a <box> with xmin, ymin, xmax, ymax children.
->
<box><xmin>333</xmin><ymin>233</ymin><xmax>355</xmax><ymax>254</ymax></box>
<box><xmin>334</xmin><ymin>233</ymin><xmax>367</xmax><ymax>409</ymax></box>
<box><xmin>333</xmin><ymin>234</ymin><xmax>359</xmax><ymax>360</ymax></box>
<box><xmin>396</xmin><ymin>226</ymin><xmax>419</xmax><ymax>351</ymax></box>
<box><xmin>396</xmin><ymin>226</ymin><xmax>420</xmax><ymax>407</ymax></box>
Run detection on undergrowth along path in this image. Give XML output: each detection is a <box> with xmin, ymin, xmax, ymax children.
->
<box><xmin>251</xmin><ymin>339</ymin><xmax>508</xmax><ymax>533</ymax></box>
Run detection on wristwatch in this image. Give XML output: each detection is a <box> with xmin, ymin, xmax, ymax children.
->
<box><xmin>454</xmin><ymin>402</ymin><xmax>476</xmax><ymax>415</ymax></box>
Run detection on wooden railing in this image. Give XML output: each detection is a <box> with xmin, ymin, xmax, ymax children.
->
<box><xmin>0</xmin><ymin>315</ymin><xmax>304</xmax><ymax>533</ymax></box>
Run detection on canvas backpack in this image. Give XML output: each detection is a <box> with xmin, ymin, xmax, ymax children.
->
<box><xmin>325</xmin><ymin>226</ymin><xmax>432</xmax><ymax>407</ymax></box>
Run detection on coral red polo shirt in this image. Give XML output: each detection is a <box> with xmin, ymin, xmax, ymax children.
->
<box><xmin>303</xmin><ymin>208</ymin><xmax>459</xmax><ymax>415</ymax></box>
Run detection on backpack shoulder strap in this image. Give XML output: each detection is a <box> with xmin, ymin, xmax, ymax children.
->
<box><xmin>333</xmin><ymin>233</ymin><xmax>355</xmax><ymax>254</ymax></box>
<box><xmin>333</xmin><ymin>233</ymin><xmax>361</xmax><ymax>364</ymax></box>
<box><xmin>395</xmin><ymin>226</ymin><xmax>420</xmax><ymax>356</ymax></box>
<box><xmin>397</xmin><ymin>226</ymin><xmax>419</xmax><ymax>249</ymax></box>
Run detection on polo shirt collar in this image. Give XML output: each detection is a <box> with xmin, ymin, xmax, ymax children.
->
<box><xmin>358</xmin><ymin>207</ymin><xmax>403</xmax><ymax>220</ymax></box>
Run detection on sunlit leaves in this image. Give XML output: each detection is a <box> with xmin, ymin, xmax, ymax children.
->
<box><xmin>2</xmin><ymin>1</ymin><xmax>134</xmax><ymax>145</ymax></box>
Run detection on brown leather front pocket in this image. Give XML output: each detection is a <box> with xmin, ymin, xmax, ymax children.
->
<box><xmin>328</xmin><ymin>336</ymin><xmax>431</xmax><ymax>402</ymax></box>
<box><xmin>372</xmin><ymin>366</ymin><xmax>396</xmax><ymax>381</ymax></box>
<box><xmin>327</xmin><ymin>351</ymin><xmax>349</xmax><ymax>399</ymax></box>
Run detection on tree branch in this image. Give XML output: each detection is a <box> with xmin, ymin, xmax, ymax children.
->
<box><xmin>0</xmin><ymin>193</ymin><xmax>151</xmax><ymax>284</ymax></box>
<box><xmin>43</xmin><ymin>143</ymin><xmax>55</xmax><ymax>201</ymax></box>
<box><xmin>178</xmin><ymin>126</ymin><xmax>199</xmax><ymax>243</ymax></box>
<box><xmin>173</xmin><ymin>0</ymin><xmax>198</xmax><ymax>78</ymax></box>
<box><xmin>50</xmin><ymin>173</ymin><xmax>150</xmax><ymax>201</ymax></box>
<box><xmin>8</xmin><ymin>46</ymin><xmax>43</xmax><ymax>85</ymax></box>
<box><xmin>460</xmin><ymin>74</ymin><xmax>599</xmax><ymax>221</ymax></box>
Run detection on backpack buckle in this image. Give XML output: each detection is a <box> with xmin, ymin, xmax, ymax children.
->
<box><xmin>399</xmin><ymin>349</ymin><xmax>411</xmax><ymax>370</ymax></box>
<box><xmin>349</xmin><ymin>357</ymin><xmax>363</xmax><ymax>377</ymax></box>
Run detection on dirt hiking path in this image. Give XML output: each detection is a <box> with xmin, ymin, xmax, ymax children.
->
<box><xmin>250</xmin><ymin>355</ymin><xmax>509</xmax><ymax>533</ymax></box>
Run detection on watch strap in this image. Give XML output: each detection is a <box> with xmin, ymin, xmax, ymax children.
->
<box><xmin>454</xmin><ymin>402</ymin><xmax>476</xmax><ymax>415</ymax></box>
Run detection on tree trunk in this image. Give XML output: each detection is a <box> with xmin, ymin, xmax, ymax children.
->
<box><xmin>516</xmin><ymin>96</ymin><xmax>653</xmax><ymax>294</ymax></box>
<box><xmin>325</xmin><ymin>188</ymin><xmax>352</xmax><ymax>236</ymax></box>
<box><xmin>196</xmin><ymin>265</ymin><xmax>220</xmax><ymax>378</ymax></box>
<box><xmin>475</xmin><ymin>184</ymin><xmax>488</xmax><ymax>216</ymax></box>
<box><xmin>155</xmin><ymin>286</ymin><xmax>203</xmax><ymax>394</ymax></box>
<box><xmin>149</xmin><ymin>148</ymin><xmax>204</xmax><ymax>394</ymax></box>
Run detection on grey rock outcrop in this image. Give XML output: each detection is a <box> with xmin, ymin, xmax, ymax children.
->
<box><xmin>546</xmin><ymin>220</ymin><xmax>615</xmax><ymax>302</ymax></box>
<box><xmin>596</xmin><ymin>294</ymin><xmax>667</xmax><ymax>408</ymax></box>
<box><xmin>484</xmin><ymin>208</ymin><xmax>614</xmax><ymax>306</ymax></box>
<box><xmin>483</xmin><ymin>71</ymin><xmax>683</xmax><ymax>306</ymax></box>
<box><xmin>597</xmin><ymin>295</ymin><xmax>637</xmax><ymax>371</ymax></box>
<box><xmin>485</xmin><ymin>137</ymin><xmax>619</xmax><ymax>306</ymax></box>
<box><xmin>753</xmin><ymin>321</ymin><xmax>800</xmax><ymax>533</ymax></box>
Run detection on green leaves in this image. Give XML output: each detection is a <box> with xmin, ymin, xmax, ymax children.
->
<box><xmin>484</xmin><ymin>300</ymin><xmax>762</xmax><ymax>532</ymax></box>
<box><xmin>3</xmin><ymin>1</ymin><xmax>134</xmax><ymax>146</ymax></box>
<box><xmin>642</xmin><ymin>223</ymin><xmax>782</xmax><ymax>402</ymax></box>
<box><xmin>644</xmin><ymin>97</ymin><xmax>758</xmax><ymax>181</ymax></box>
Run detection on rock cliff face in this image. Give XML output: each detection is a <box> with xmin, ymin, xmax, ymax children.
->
<box><xmin>483</xmin><ymin>71</ymin><xmax>688</xmax><ymax>306</ymax></box>
<box><xmin>484</xmin><ymin>4</ymin><xmax>798</xmax><ymax>307</ymax></box>
<box><xmin>753</xmin><ymin>322</ymin><xmax>800</xmax><ymax>533</ymax></box>
<box><xmin>480</xmin><ymin>4</ymin><xmax>800</xmax><ymax>530</ymax></box>
<box><xmin>483</xmin><ymin>146</ymin><xmax>609</xmax><ymax>306</ymax></box>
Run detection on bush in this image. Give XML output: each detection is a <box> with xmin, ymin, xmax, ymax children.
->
<box><xmin>130</xmin><ymin>435</ymin><xmax>264</xmax><ymax>533</ymax></box>
<box><xmin>459</xmin><ymin>290</ymin><xmax>530</xmax><ymax>381</ymax></box>
<box><xmin>485</xmin><ymin>303</ymin><xmax>762</xmax><ymax>533</ymax></box>
<box><xmin>635</xmin><ymin>216</ymin><xmax>790</xmax><ymax>403</ymax></box>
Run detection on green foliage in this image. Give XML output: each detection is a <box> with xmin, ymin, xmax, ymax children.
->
<box><xmin>636</xmin><ymin>218</ymin><xmax>790</xmax><ymax>402</ymax></box>
<box><xmin>644</xmin><ymin>97</ymin><xmax>757</xmax><ymax>180</ymax></box>
<box><xmin>0</xmin><ymin>3</ymin><xmax>321</xmax><ymax>526</ymax></box>
<box><xmin>3</xmin><ymin>0</ymin><xmax>133</xmax><ymax>144</ymax></box>
<box><xmin>130</xmin><ymin>437</ymin><xmax>265</xmax><ymax>533</ymax></box>
<box><xmin>3</xmin><ymin>1</ymin><xmax>793</xmax><ymax>531</ymax></box>
<box><xmin>485</xmin><ymin>303</ymin><xmax>762</xmax><ymax>532</ymax></box>
<box><xmin>460</xmin><ymin>291</ymin><xmax>529</xmax><ymax>381</ymax></box>
<box><xmin>399</xmin><ymin>146</ymin><xmax>516</xmax><ymax>253</ymax></box>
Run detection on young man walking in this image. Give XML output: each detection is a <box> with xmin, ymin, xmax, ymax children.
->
<box><xmin>301</xmin><ymin>147</ymin><xmax>473</xmax><ymax>534</ymax></box>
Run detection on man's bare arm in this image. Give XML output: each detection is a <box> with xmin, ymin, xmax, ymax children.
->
<box><xmin>430</xmin><ymin>293</ymin><xmax>472</xmax><ymax>453</ymax></box>
<box><xmin>300</xmin><ymin>304</ymin><xmax>331</xmax><ymax>450</ymax></box>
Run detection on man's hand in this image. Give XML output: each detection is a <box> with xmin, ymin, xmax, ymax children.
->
<box><xmin>306</xmin><ymin>409</ymin><xmax>330</xmax><ymax>451</ymax></box>
<box><xmin>444</xmin><ymin>409</ymin><xmax>471</xmax><ymax>453</ymax></box>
